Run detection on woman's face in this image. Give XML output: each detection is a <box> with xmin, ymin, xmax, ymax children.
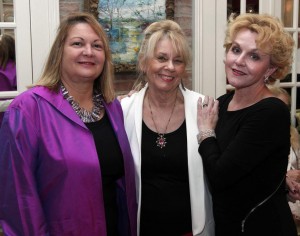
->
<box><xmin>225</xmin><ymin>28</ymin><xmax>276</xmax><ymax>90</ymax></box>
<box><xmin>61</xmin><ymin>23</ymin><xmax>105</xmax><ymax>86</ymax></box>
<box><xmin>146</xmin><ymin>38</ymin><xmax>185</xmax><ymax>93</ymax></box>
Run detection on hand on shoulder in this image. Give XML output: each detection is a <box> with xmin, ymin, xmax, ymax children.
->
<box><xmin>117</xmin><ymin>90</ymin><xmax>137</xmax><ymax>101</ymax></box>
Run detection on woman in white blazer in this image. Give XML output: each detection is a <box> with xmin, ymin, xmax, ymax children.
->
<box><xmin>121</xmin><ymin>20</ymin><xmax>214</xmax><ymax>236</ymax></box>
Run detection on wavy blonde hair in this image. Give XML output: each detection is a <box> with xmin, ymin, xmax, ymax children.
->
<box><xmin>134</xmin><ymin>19</ymin><xmax>192</xmax><ymax>90</ymax></box>
<box><xmin>224</xmin><ymin>13</ymin><xmax>295</xmax><ymax>81</ymax></box>
<box><xmin>34</xmin><ymin>12</ymin><xmax>115</xmax><ymax>102</ymax></box>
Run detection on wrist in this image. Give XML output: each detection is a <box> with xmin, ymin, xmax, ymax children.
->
<box><xmin>197</xmin><ymin>129</ymin><xmax>216</xmax><ymax>145</ymax></box>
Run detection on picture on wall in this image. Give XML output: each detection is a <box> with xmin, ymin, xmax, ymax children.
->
<box><xmin>96</xmin><ymin>0</ymin><xmax>172</xmax><ymax>72</ymax></box>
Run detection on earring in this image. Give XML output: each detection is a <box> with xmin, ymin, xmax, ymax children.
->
<box><xmin>264</xmin><ymin>75</ymin><xmax>269</xmax><ymax>84</ymax></box>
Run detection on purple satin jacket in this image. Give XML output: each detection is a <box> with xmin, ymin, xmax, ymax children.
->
<box><xmin>0</xmin><ymin>86</ymin><xmax>137</xmax><ymax>236</ymax></box>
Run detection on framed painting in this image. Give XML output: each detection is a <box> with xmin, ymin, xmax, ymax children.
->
<box><xmin>86</xmin><ymin>0</ymin><xmax>174</xmax><ymax>72</ymax></box>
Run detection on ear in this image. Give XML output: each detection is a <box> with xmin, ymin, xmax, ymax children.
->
<box><xmin>265</xmin><ymin>66</ymin><xmax>278</xmax><ymax>78</ymax></box>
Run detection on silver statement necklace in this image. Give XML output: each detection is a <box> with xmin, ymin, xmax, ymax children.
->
<box><xmin>147</xmin><ymin>91</ymin><xmax>177</xmax><ymax>149</ymax></box>
<box><xmin>61</xmin><ymin>84</ymin><xmax>104</xmax><ymax>123</ymax></box>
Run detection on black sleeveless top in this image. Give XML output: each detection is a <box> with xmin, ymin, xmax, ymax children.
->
<box><xmin>86</xmin><ymin>113</ymin><xmax>124</xmax><ymax>236</ymax></box>
<box><xmin>140</xmin><ymin>120</ymin><xmax>192</xmax><ymax>236</ymax></box>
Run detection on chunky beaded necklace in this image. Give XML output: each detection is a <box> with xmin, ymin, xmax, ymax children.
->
<box><xmin>61</xmin><ymin>84</ymin><xmax>104</xmax><ymax>123</ymax></box>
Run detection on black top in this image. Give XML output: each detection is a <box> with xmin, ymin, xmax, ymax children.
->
<box><xmin>86</xmin><ymin>113</ymin><xmax>124</xmax><ymax>236</ymax></box>
<box><xmin>140</xmin><ymin>120</ymin><xmax>192</xmax><ymax>236</ymax></box>
<box><xmin>199</xmin><ymin>92</ymin><xmax>297</xmax><ymax>236</ymax></box>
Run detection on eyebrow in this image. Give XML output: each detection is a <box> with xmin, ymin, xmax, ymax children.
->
<box><xmin>231</xmin><ymin>41</ymin><xmax>258</xmax><ymax>52</ymax></box>
<box><xmin>69</xmin><ymin>37</ymin><xmax>102</xmax><ymax>42</ymax></box>
<box><xmin>156</xmin><ymin>52</ymin><xmax>181</xmax><ymax>58</ymax></box>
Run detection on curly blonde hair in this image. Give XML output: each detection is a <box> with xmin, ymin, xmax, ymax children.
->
<box><xmin>224</xmin><ymin>13</ymin><xmax>295</xmax><ymax>81</ymax></box>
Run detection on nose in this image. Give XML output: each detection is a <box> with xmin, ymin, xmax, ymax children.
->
<box><xmin>165</xmin><ymin>60</ymin><xmax>175</xmax><ymax>70</ymax></box>
<box><xmin>83</xmin><ymin>45</ymin><xmax>93</xmax><ymax>56</ymax></box>
<box><xmin>235</xmin><ymin>54</ymin><xmax>246</xmax><ymax>66</ymax></box>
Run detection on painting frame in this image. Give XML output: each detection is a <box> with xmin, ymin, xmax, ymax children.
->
<box><xmin>85</xmin><ymin>0</ymin><xmax>175</xmax><ymax>72</ymax></box>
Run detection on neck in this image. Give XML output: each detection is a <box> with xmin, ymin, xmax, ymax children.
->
<box><xmin>147</xmin><ymin>87</ymin><xmax>179</xmax><ymax>108</ymax></box>
<box><xmin>62</xmin><ymin>81</ymin><xmax>94</xmax><ymax>109</ymax></box>
<box><xmin>230</xmin><ymin>85</ymin><xmax>272</xmax><ymax>110</ymax></box>
<box><xmin>147</xmin><ymin>88</ymin><xmax>178</xmax><ymax>144</ymax></box>
<box><xmin>61</xmin><ymin>82</ymin><xmax>94</xmax><ymax>111</ymax></box>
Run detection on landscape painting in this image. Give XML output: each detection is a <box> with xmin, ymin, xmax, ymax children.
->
<box><xmin>98</xmin><ymin>0</ymin><xmax>167</xmax><ymax>72</ymax></box>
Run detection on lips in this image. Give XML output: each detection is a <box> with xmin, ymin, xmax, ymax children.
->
<box><xmin>159</xmin><ymin>74</ymin><xmax>175</xmax><ymax>81</ymax></box>
<box><xmin>232</xmin><ymin>68</ymin><xmax>246</xmax><ymax>76</ymax></box>
<box><xmin>78</xmin><ymin>61</ymin><xmax>95</xmax><ymax>65</ymax></box>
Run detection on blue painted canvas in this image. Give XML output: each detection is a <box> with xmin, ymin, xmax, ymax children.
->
<box><xmin>98</xmin><ymin>0</ymin><xmax>166</xmax><ymax>72</ymax></box>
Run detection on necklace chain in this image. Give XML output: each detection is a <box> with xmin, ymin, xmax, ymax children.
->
<box><xmin>61</xmin><ymin>84</ymin><xmax>104</xmax><ymax>123</ymax></box>
<box><xmin>147</xmin><ymin>90</ymin><xmax>178</xmax><ymax>149</ymax></box>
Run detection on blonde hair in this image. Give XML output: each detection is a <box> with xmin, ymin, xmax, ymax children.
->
<box><xmin>34</xmin><ymin>12</ymin><xmax>115</xmax><ymax>103</ymax></box>
<box><xmin>0</xmin><ymin>33</ymin><xmax>15</xmax><ymax>70</ymax></box>
<box><xmin>291</xmin><ymin>126</ymin><xmax>300</xmax><ymax>153</ymax></box>
<box><xmin>134</xmin><ymin>20</ymin><xmax>192</xmax><ymax>90</ymax></box>
<box><xmin>224</xmin><ymin>13</ymin><xmax>295</xmax><ymax>81</ymax></box>
<box><xmin>268</xmin><ymin>86</ymin><xmax>291</xmax><ymax>107</ymax></box>
<box><xmin>268</xmin><ymin>85</ymin><xmax>300</xmax><ymax>151</ymax></box>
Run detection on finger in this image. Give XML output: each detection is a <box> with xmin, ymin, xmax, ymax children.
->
<box><xmin>202</xmin><ymin>96</ymin><xmax>209</xmax><ymax>106</ymax></box>
<box><xmin>197</xmin><ymin>97</ymin><xmax>204</xmax><ymax>110</ymax></box>
<box><xmin>117</xmin><ymin>95</ymin><xmax>123</xmax><ymax>101</ymax></box>
<box><xmin>128</xmin><ymin>90</ymin><xmax>137</xmax><ymax>97</ymax></box>
<box><xmin>212</xmin><ymin>99</ymin><xmax>219</xmax><ymax>113</ymax></box>
<box><xmin>203</xmin><ymin>96</ymin><xmax>214</xmax><ymax>109</ymax></box>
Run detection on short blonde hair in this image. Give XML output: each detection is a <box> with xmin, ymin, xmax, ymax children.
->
<box><xmin>134</xmin><ymin>20</ymin><xmax>191</xmax><ymax>90</ymax></box>
<box><xmin>224</xmin><ymin>13</ymin><xmax>295</xmax><ymax>81</ymax></box>
<box><xmin>34</xmin><ymin>12</ymin><xmax>115</xmax><ymax>102</ymax></box>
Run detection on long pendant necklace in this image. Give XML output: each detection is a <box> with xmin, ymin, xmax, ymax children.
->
<box><xmin>147</xmin><ymin>91</ymin><xmax>177</xmax><ymax>149</ymax></box>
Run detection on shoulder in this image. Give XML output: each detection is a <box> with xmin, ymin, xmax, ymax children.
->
<box><xmin>180</xmin><ymin>86</ymin><xmax>204</xmax><ymax>101</ymax></box>
<box><xmin>121</xmin><ymin>87</ymin><xmax>147</xmax><ymax>111</ymax></box>
<box><xmin>245</xmin><ymin>97</ymin><xmax>291</xmax><ymax>130</ymax></box>
<box><xmin>257</xmin><ymin>97</ymin><xmax>290</xmax><ymax>116</ymax></box>
<box><xmin>8</xmin><ymin>86</ymin><xmax>58</xmax><ymax>116</ymax></box>
<box><xmin>10</xmin><ymin>87</ymin><xmax>38</xmax><ymax>106</ymax></box>
<box><xmin>217</xmin><ymin>92</ymin><xmax>234</xmax><ymax>104</ymax></box>
<box><xmin>11</xmin><ymin>86</ymin><xmax>52</xmax><ymax>104</ymax></box>
<box><xmin>106</xmin><ymin>98</ymin><xmax>121</xmax><ymax>110</ymax></box>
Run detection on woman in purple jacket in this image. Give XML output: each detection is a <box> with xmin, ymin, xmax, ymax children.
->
<box><xmin>0</xmin><ymin>12</ymin><xmax>137</xmax><ymax>236</ymax></box>
<box><xmin>0</xmin><ymin>33</ymin><xmax>16</xmax><ymax>126</ymax></box>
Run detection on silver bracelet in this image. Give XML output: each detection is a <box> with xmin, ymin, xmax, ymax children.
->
<box><xmin>197</xmin><ymin>129</ymin><xmax>216</xmax><ymax>144</ymax></box>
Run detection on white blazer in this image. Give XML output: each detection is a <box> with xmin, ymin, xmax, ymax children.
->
<box><xmin>121</xmin><ymin>84</ymin><xmax>215</xmax><ymax>236</ymax></box>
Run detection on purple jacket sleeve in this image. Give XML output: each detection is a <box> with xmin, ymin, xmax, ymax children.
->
<box><xmin>0</xmin><ymin>108</ymin><xmax>48</xmax><ymax>235</ymax></box>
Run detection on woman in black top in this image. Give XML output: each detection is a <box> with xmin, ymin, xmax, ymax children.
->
<box><xmin>121</xmin><ymin>20</ymin><xmax>214</xmax><ymax>236</ymax></box>
<box><xmin>197</xmin><ymin>13</ymin><xmax>297</xmax><ymax>236</ymax></box>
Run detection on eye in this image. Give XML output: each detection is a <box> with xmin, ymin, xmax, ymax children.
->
<box><xmin>71</xmin><ymin>41</ymin><xmax>82</xmax><ymax>47</ymax></box>
<box><xmin>174</xmin><ymin>58</ymin><xmax>184</xmax><ymax>64</ymax></box>
<box><xmin>93</xmin><ymin>42</ymin><xmax>103</xmax><ymax>50</ymax></box>
<box><xmin>157</xmin><ymin>55</ymin><xmax>167</xmax><ymax>62</ymax></box>
<box><xmin>231</xmin><ymin>46</ymin><xmax>241</xmax><ymax>54</ymax></box>
<box><xmin>249</xmin><ymin>53</ymin><xmax>260</xmax><ymax>61</ymax></box>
